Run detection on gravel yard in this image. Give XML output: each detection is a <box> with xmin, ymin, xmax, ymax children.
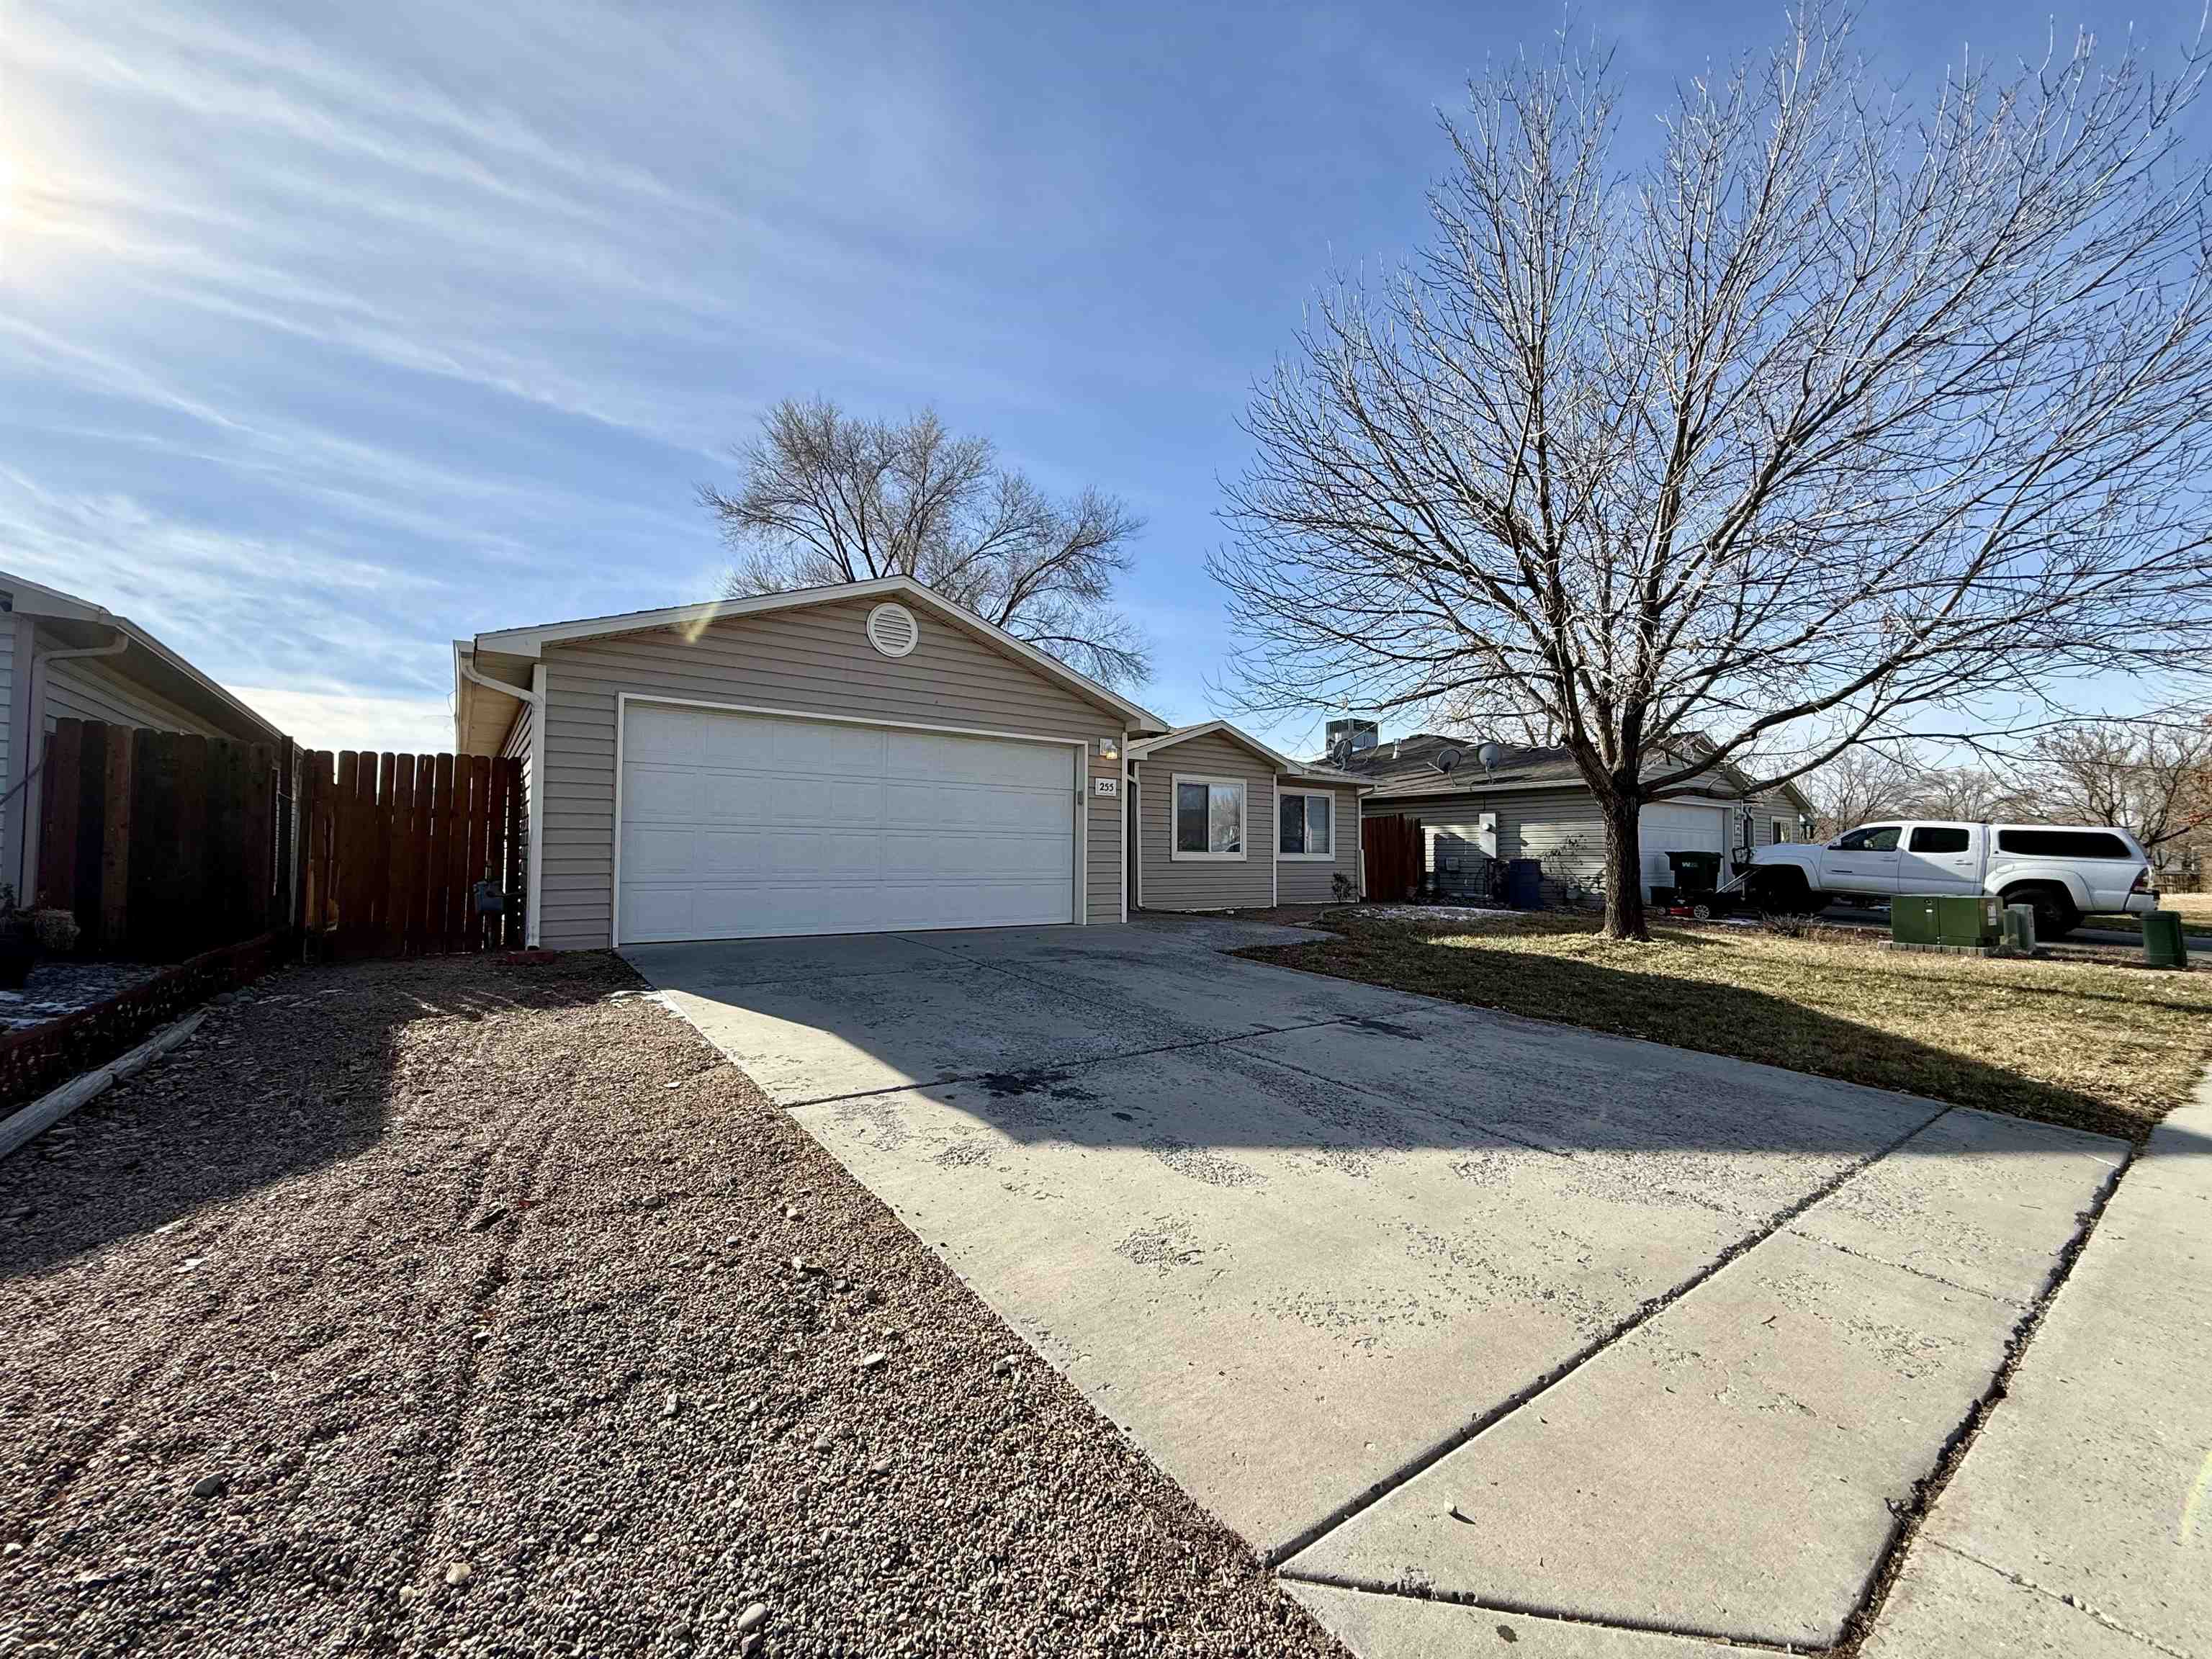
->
<box><xmin>0</xmin><ymin>951</ymin><xmax>1340</xmax><ymax>1659</ymax></box>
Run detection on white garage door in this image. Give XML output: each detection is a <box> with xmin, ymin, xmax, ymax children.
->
<box><xmin>1640</xmin><ymin>803</ymin><xmax>1728</xmax><ymax>899</ymax></box>
<box><xmin>618</xmin><ymin>703</ymin><xmax>1076</xmax><ymax>943</ymax></box>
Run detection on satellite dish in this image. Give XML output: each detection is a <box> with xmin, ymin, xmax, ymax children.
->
<box><xmin>1434</xmin><ymin>745</ymin><xmax>1462</xmax><ymax>775</ymax></box>
<box><xmin>1328</xmin><ymin>734</ymin><xmax>1353</xmax><ymax>768</ymax></box>
<box><xmin>1476</xmin><ymin>742</ymin><xmax>1502</xmax><ymax>776</ymax></box>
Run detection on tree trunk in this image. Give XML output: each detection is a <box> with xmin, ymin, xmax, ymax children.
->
<box><xmin>1599</xmin><ymin>795</ymin><xmax>1650</xmax><ymax>940</ymax></box>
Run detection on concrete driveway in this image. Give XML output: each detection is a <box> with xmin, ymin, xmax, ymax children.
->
<box><xmin>628</xmin><ymin>917</ymin><xmax>2123</xmax><ymax>1655</ymax></box>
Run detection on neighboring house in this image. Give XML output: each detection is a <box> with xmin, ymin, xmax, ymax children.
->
<box><xmin>1331</xmin><ymin>728</ymin><xmax>1815</xmax><ymax>903</ymax></box>
<box><xmin>452</xmin><ymin>577</ymin><xmax>1168</xmax><ymax>948</ymax></box>
<box><xmin>0</xmin><ymin>567</ymin><xmax>284</xmax><ymax>907</ymax></box>
<box><xmin>1123</xmin><ymin>721</ymin><xmax>1364</xmax><ymax>913</ymax></box>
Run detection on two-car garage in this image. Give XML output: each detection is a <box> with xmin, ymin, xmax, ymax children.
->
<box><xmin>616</xmin><ymin>701</ymin><xmax>1082</xmax><ymax>944</ymax></box>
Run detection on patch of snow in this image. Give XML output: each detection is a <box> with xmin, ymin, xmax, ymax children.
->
<box><xmin>1358</xmin><ymin>905</ymin><xmax>1524</xmax><ymax>924</ymax></box>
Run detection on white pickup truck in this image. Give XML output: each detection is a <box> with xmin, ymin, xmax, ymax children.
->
<box><xmin>1738</xmin><ymin>821</ymin><xmax>2158</xmax><ymax>938</ymax></box>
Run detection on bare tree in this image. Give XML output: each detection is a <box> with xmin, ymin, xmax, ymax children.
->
<box><xmin>2024</xmin><ymin>714</ymin><xmax>2212</xmax><ymax>863</ymax></box>
<box><xmin>1210</xmin><ymin>9</ymin><xmax>2212</xmax><ymax>938</ymax></box>
<box><xmin>1897</xmin><ymin>764</ymin><xmax>2029</xmax><ymax>824</ymax></box>
<box><xmin>1800</xmin><ymin>747</ymin><xmax>1922</xmax><ymax>838</ymax></box>
<box><xmin>703</xmin><ymin>398</ymin><xmax>1151</xmax><ymax>687</ymax></box>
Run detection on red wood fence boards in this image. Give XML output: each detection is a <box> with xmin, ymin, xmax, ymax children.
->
<box><xmin>36</xmin><ymin>720</ymin><xmax>526</xmax><ymax>963</ymax></box>
<box><xmin>36</xmin><ymin>723</ymin><xmax>282</xmax><ymax>961</ymax></box>
<box><xmin>291</xmin><ymin>746</ymin><xmax>523</xmax><ymax>958</ymax></box>
<box><xmin>1362</xmin><ymin>813</ymin><xmax>1423</xmax><ymax>902</ymax></box>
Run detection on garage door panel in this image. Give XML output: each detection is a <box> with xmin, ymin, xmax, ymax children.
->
<box><xmin>618</xmin><ymin>703</ymin><xmax>1076</xmax><ymax>943</ymax></box>
<box><xmin>879</xmin><ymin>832</ymin><xmax>1069</xmax><ymax>880</ymax></box>
<box><xmin>775</xmin><ymin>719</ymin><xmax>886</xmax><ymax>773</ymax></box>
<box><xmin>1640</xmin><ymin>804</ymin><xmax>1726</xmax><ymax>899</ymax></box>
<box><xmin>887</xmin><ymin>729</ymin><xmax>1072</xmax><ymax>789</ymax></box>
<box><xmin>882</xmin><ymin>778</ymin><xmax>1067</xmax><ymax>834</ymax></box>
<box><xmin>621</xmin><ymin>764</ymin><xmax>708</xmax><ymax>823</ymax></box>
<box><xmin>765</xmin><ymin>775</ymin><xmax>886</xmax><ymax>828</ymax></box>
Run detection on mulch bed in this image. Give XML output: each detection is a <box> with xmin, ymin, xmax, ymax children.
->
<box><xmin>0</xmin><ymin>952</ymin><xmax>1341</xmax><ymax>1659</ymax></box>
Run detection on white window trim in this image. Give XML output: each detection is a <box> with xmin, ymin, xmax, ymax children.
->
<box><xmin>1169</xmin><ymin>772</ymin><xmax>1248</xmax><ymax>862</ymax></box>
<box><xmin>1278</xmin><ymin>787</ymin><xmax>1339</xmax><ymax>861</ymax></box>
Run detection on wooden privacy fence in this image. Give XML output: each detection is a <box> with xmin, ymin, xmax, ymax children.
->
<box><xmin>1362</xmin><ymin>813</ymin><xmax>1422</xmax><ymax>902</ymax></box>
<box><xmin>295</xmin><ymin>750</ymin><xmax>525</xmax><ymax>958</ymax></box>
<box><xmin>34</xmin><ymin>722</ymin><xmax>529</xmax><ymax>963</ymax></box>
<box><xmin>37</xmin><ymin>721</ymin><xmax>289</xmax><ymax>960</ymax></box>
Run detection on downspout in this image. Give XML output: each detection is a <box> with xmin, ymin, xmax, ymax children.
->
<box><xmin>457</xmin><ymin>646</ymin><xmax>546</xmax><ymax>949</ymax></box>
<box><xmin>19</xmin><ymin>629</ymin><xmax>130</xmax><ymax>905</ymax></box>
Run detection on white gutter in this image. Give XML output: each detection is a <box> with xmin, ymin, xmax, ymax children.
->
<box><xmin>19</xmin><ymin>631</ymin><xmax>130</xmax><ymax>903</ymax></box>
<box><xmin>457</xmin><ymin>646</ymin><xmax>546</xmax><ymax>950</ymax></box>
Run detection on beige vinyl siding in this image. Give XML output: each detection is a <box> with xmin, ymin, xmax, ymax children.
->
<box><xmin>1133</xmin><ymin>732</ymin><xmax>1275</xmax><ymax>912</ymax></box>
<box><xmin>498</xmin><ymin>705</ymin><xmax>534</xmax><ymax>826</ymax></box>
<box><xmin>44</xmin><ymin>655</ymin><xmax>226</xmax><ymax>738</ymax></box>
<box><xmin>535</xmin><ymin>596</ymin><xmax>1121</xmax><ymax>949</ymax></box>
<box><xmin>1274</xmin><ymin>783</ymin><xmax>1361</xmax><ymax>904</ymax></box>
<box><xmin>1087</xmin><ymin>742</ymin><xmax>1123</xmax><ymax>920</ymax></box>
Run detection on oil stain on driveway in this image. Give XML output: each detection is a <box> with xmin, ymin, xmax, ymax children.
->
<box><xmin>629</xmin><ymin>917</ymin><xmax>2124</xmax><ymax>1655</ymax></box>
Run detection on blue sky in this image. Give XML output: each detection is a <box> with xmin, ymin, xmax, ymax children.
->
<box><xmin>2</xmin><ymin>0</ymin><xmax>2203</xmax><ymax>754</ymax></box>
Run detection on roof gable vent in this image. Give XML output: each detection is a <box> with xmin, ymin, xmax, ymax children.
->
<box><xmin>865</xmin><ymin>601</ymin><xmax>920</xmax><ymax>659</ymax></box>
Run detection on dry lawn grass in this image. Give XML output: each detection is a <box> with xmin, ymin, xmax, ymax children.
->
<box><xmin>1244</xmin><ymin>913</ymin><xmax>2212</xmax><ymax>1142</ymax></box>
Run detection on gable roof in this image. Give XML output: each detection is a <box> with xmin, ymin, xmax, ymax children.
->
<box><xmin>1128</xmin><ymin>720</ymin><xmax>1365</xmax><ymax>786</ymax></box>
<box><xmin>454</xmin><ymin>575</ymin><xmax>1168</xmax><ymax>750</ymax></box>
<box><xmin>1327</xmin><ymin>731</ymin><xmax>1815</xmax><ymax>813</ymax></box>
<box><xmin>0</xmin><ymin>566</ymin><xmax>285</xmax><ymax>745</ymax></box>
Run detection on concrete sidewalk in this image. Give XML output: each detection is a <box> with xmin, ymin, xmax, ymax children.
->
<box><xmin>1866</xmin><ymin>1069</ymin><xmax>2212</xmax><ymax>1658</ymax></box>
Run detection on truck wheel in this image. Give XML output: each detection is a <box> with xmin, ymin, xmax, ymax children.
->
<box><xmin>1750</xmin><ymin>868</ymin><xmax>1811</xmax><ymax>914</ymax></box>
<box><xmin>2004</xmin><ymin>884</ymin><xmax>2079</xmax><ymax>940</ymax></box>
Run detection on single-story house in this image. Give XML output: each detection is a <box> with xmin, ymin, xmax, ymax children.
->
<box><xmin>1123</xmin><ymin>721</ymin><xmax>1364</xmax><ymax>912</ymax></box>
<box><xmin>1328</xmin><ymin>727</ymin><xmax>1815</xmax><ymax>903</ymax></box>
<box><xmin>0</xmin><ymin>567</ymin><xmax>286</xmax><ymax>907</ymax></box>
<box><xmin>452</xmin><ymin>577</ymin><xmax>1170</xmax><ymax>948</ymax></box>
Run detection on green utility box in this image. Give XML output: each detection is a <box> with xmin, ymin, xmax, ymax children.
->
<box><xmin>2144</xmin><ymin>910</ymin><xmax>2190</xmax><ymax>970</ymax></box>
<box><xmin>1936</xmin><ymin>894</ymin><xmax>2002</xmax><ymax>947</ymax></box>
<box><xmin>1892</xmin><ymin>896</ymin><xmax>1942</xmax><ymax>945</ymax></box>
<box><xmin>1892</xmin><ymin>894</ymin><xmax>2001</xmax><ymax>949</ymax></box>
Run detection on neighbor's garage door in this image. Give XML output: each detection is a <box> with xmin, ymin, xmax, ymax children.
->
<box><xmin>1640</xmin><ymin>803</ymin><xmax>1728</xmax><ymax>899</ymax></box>
<box><xmin>617</xmin><ymin>702</ymin><xmax>1076</xmax><ymax>943</ymax></box>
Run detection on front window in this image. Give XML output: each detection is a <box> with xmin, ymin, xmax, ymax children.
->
<box><xmin>1770</xmin><ymin>819</ymin><xmax>1788</xmax><ymax>845</ymax></box>
<box><xmin>1174</xmin><ymin>776</ymin><xmax>1245</xmax><ymax>858</ymax></box>
<box><xmin>1835</xmin><ymin>824</ymin><xmax>1902</xmax><ymax>852</ymax></box>
<box><xmin>1280</xmin><ymin>790</ymin><xmax>1334</xmax><ymax>858</ymax></box>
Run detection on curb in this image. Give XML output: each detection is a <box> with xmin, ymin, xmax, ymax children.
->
<box><xmin>0</xmin><ymin>1009</ymin><xmax>209</xmax><ymax>1160</ymax></box>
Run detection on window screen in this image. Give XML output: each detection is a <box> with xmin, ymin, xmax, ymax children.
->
<box><xmin>1996</xmin><ymin>829</ymin><xmax>2133</xmax><ymax>859</ymax></box>
<box><xmin>1280</xmin><ymin>793</ymin><xmax>1332</xmax><ymax>855</ymax></box>
<box><xmin>1176</xmin><ymin>783</ymin><xmax>1208</xmax><ymax>853</ymax></box>
<box><xmin>1909</xmin><ymin>827</ymin><xmax>1971</xmax><ymax>853</ymax></box>
<box><xmin>1176</xmin><ymin>781</ymin><xmax>1244</xmax><ymax>854</ymax></box>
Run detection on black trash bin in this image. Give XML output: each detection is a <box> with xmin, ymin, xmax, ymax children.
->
<box><xmin>1665</xmin><ymin>850</ymin><xmax>1722</xmax><ymax>894</ymax></box>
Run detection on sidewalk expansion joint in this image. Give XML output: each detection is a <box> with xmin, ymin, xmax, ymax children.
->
<box><xmin>1781</xmin><ymin>1227</ymin><xmax>2027</xmax><ymax>1308</ymax></box>
<box><xmin>1920</xmin><ymin>1539</ymin><xmax>2190</xmax><ymax>1658</ymax></box>
<box><xmin>1265</xmin><ymin>1099</ymin><xmax>1956</xmax><ymax>1570</ymax></box>
<box><xmin>1828</xmin><ymin>1145</ymin><xmax>2135</xmax><ymax>1655</ymax></box>
<box><xmin>1274</xmin><ymin>1568</ymin><xmax>1815</xmax><ymax>1654</ymax></box>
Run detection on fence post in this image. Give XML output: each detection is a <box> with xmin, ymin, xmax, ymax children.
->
<box><xmin>99</xmin><ymin>728</ymin><xmax>133</xmax><ymax>953</ymax></box>
<box><xmin>36</xmin><ymin>721</ymin><xmax>83</xmax><ymax>912</ymax></box>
